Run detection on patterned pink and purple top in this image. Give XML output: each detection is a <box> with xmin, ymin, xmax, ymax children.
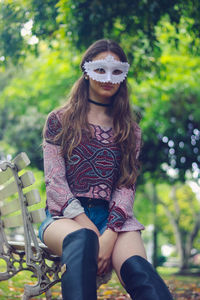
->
<box><xmin>43</xmin><ymin>109</ymin><xmax>145</xmax><ymax>232</ymax></box>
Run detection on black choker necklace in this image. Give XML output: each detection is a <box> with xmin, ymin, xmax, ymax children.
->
<box><xmin>88</xmin><ymin>99</ymin><xmax>112</xmax><ymax>107</ymax></box>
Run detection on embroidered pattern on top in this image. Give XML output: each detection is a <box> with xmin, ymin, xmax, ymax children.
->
<box><xmin>107</xmin><ymin>202</ymin><xmax>127</xmax><ymax>230</ymax></box>
<box><xmin>65</xmin><ymin>126</ymin><xmax>121</xmax><ymax>198</ymax></box>
<box><xmin>45</xmin><ymin>113</ymin><xmax>121</xmax><ymax>200</ymax></box>
<box><xmin>45</xmin><ymin>112</ymin><xmax>62</xmax><ymax>144</ymax></box>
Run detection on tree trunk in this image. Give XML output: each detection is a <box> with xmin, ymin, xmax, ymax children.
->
<box><xmin>152</xmin><ymin>185</ymin><xmax>158</xmax><ymax>268</ymax></box>
<box><xmin>179</xmin><ymin>212</ymin><xmax>200</xmax><ymax>272</ymax></box>
<box><xmin>158</xmin><ymin>198</ymin><xmax>184</xmax><ymax>269</ymax></box>
<box><xmin>158</xmin><ymin>194</ymin><xmax>200</xmax><ymax>272</ymax></box>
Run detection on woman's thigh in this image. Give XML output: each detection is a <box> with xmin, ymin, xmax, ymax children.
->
<box><xmin>112</xmin><ymin>231</ymin><xmax>147</xmax><ymax>283</ymax></box>
<box><xmin>43</xmin><ymin>218</ymin><xmax>83</xmax><ymax>256</ymax></box>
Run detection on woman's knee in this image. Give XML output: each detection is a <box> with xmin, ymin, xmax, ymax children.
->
<box><xmin>43</xmin><ymin>218</ymin><xmax>84</xmax><ymax>256</ymax></box>
<box><xmin>112</xmin><ymin>231</ymin><xmax>147</xmax><ymax>282</ymax></box>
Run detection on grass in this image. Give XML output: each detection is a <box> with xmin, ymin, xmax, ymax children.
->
<box><xmin>0</xmin><ymin>260</ymin><xmax>200</xmax><ymax>299</ymax></box>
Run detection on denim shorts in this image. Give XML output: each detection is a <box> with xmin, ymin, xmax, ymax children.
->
<box><xmin>38</xmin><ymin>197</ymin><xmax>109</xmax><ymax>243</ymax></box>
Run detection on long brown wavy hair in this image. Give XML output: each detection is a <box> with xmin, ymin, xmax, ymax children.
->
<box><xmin>44</xmin><ymin>39</ymin><xmax>141</xmax><ymax>188</ymax></box>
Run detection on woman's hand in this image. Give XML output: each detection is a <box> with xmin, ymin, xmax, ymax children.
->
<box><xmin>98</xmin><ymin>229</ymin><xmax>118</xmax><ymax>275</ymax></box>
<box><xmin>73</xmin><ymin>213</ymin><xmax>100</xmax><ymax>237</ymax></box>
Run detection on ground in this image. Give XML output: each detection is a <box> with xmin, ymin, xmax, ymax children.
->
<box><xmin>0</xmin><ymin>267</ymin><xmax>200</xmax><ymax>299</ymax></box>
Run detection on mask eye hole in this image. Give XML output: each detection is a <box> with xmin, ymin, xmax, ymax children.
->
<box><xmin>112</xmin><ymin>69</ymin><xmax>123</xmax><ymax>75</ymax></box>
<box><xmin>94</xmin><ymin>68</ymin><xmax>105</xmax><ymax>74</ymax></box>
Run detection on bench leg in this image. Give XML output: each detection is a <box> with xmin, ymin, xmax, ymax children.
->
<box><xmin>22</xmin><ymin>289</ymin><xmax>52</xmax><ymax>300</ymax></box>
<box><xmin>22</xmin><ymin>293</ymin><xmax>31</xmax><ymax>300</ymax></box>
<box><xmin>45</xmin><ymin>288</ymin><xmax>52</xmax><ymax>300</ymax></box>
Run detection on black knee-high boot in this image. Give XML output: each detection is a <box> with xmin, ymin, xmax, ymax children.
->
<box><xmin>120</xmin><ymin>255</ymin><xmax>173</xmax><ymax>300</ymax></box>
<box><xmin>61</xmin><ymin>228</ymin><xmax>99</xmax><ymax>300</ymax></box>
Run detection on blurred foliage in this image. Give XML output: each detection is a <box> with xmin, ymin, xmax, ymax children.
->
<box><xmin>135</xmin><ymin>181</ymin><xmax>200</xmax><ymax>270</ymax></box>
<box><xmin>1</xmin><ymin>0</ymin><xmax>200</xmax><ymax>74</ymax></box>
<box><xmin>56</xmin><ymin>0</ymin><xmax>200</xmax><ymax>79</ymax></box>
<box><xmin>157</xmin><ymin>183</ymin><xmax>200</xmax><ymax>268</ymax></box>
<box><xmin>0</xmin><ymin>0</ymin><xmax>60</xmax><ymax>65</ymax></box>
<box><xmin>0</xmin><ymin>0</ymin><xmax>28</xmax><ymax>64</ymax></box>
<box><xmin>0</xmin><ymin>41</ymin><xmax>80</xmax><ymax>167</ymax></box>
<box><xmin>30</xmin><ymin>0</ymin><xmax>60</xmax><ymax>40</ymax></box>
<box><xmin>5</xmin><ymin>107</ymin><xmax>45</xmax><ymax>169</ymax></box>
<box><xmin>157</xmin><ymin>183</ymin><xmax>200</xmax><ymax>250</ymax></box>
<box><xmin>56</xmin><ymin>0</ymin><xmax>200</xmax><ymax>49</ymax></box>
<box><xmin>132</xmin><ymin>17</ymin><xmax>200</xmax><ymax>183</ymax></box>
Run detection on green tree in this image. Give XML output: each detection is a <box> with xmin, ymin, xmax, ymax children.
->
<box><xmin>57</xmin><ymin>0</ymin><xmax>200</xmax><ymax>49</ymax></box>
<box><xmin>132</xmin><ymin>18</ymin><xmax>200</xmax><ymax>268</ymax></box>
<box><xmin>0</xmin><ymin>0</ymin><xmax>60</xmax><ymax>64</ymax></box>
<box><xmin>135</xmin><ymin>181</ymin><xmax>200</xmax><ymax>271</ymax></box>
<box><xmin>132</xmin><ymin>17</ymin><xmax>200</xmax><ymax>183</ymax></box>
<box><xmin>0</xmin><ymin>0</ymin><xmax>31</xmax><ymax>65</ymax></box>
<box><xmin>0</xmin><ymin>42</ymin><xmax>80</xmax><ymax>168</ymax></box>
<box><xmin>1</xmin><ymin>0</ymin><xmax>200</xmax><ymax>71</ymax></box>
<box><xmin>157</xmin><ymin>183</ymin><xmax>200</xmax><ymax>271</ymax></box>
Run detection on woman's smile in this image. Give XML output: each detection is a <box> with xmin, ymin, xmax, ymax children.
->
<box><xmin>100</xmin><ymin>83</ymin><xmax>114</xmax><ymax>90</ymax></box>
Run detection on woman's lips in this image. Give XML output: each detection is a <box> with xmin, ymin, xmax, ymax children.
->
<box><xmin>100</xmin><ymin>84</ymin><xmax>113</xmax><ymax>90</ymax></box>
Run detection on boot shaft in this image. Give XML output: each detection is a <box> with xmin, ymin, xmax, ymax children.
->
<box><xmin>61</xmin><ymin>228</ymin><xmax>99</xmax><ymax>300</ymax></box>
<box><xmin>120</xmin><ymin>255</ymin><xmax>173</xmax><ymax>300</ymax></box>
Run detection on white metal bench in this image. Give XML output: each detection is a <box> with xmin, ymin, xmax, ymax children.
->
<box><xmin>0</xmin><ymin>152</ymin><xmax>111</xmax><ymax>299</ymax></box>
<box><xmin>0</xmin><ymin>152</ymin><xmax>61</xmax><ymax>299</ymax></box>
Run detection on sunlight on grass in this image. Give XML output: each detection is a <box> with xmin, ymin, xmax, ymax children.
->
<box><xmin>0</xmin><ymin>264</ymin><xmax>200</xmax><ymax>299</ymax></box>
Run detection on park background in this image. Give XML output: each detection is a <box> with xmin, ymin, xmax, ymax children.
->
<box><xmin>0</xmin><ymin>0</ymin><xmax>200</xmax><ymax>299</ymax></box>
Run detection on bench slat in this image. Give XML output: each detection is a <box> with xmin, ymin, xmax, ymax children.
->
<box><xmin>0</xmin><ymin>198</ymin><xmax>21</xmax><ymax>216</ymax></box>
<box><xmin>3</xmin><ymin>208</ymin><xmax>46</xmax><ymax>228</ymax></box>
<box><xmin>0</xmin><ymin>167</ymin><xmax>13</xmax><ymax>185</ymax></box>
<box><xmin>0</xmin><ymin>189</ymin><xmax>41</xmax><ymax>216</ymax></box>
<box><xmin>8</xmin><ymin>241</ymin><xmax>60</xmax><ymax>261</ymax></box>
<box><xmin>31</xmin><ymin>208</ymin><xmax>46</xmax><ymax>223</ymax></box>
<box><xmin>0</xmin><ymin>180</ymin><xmax>18</xmax><ymax>199</ymax></box>
<box><xmin>3</xmin><ymin>214</ymin><xmax>23</xmax><ymax>228</ymax></box>
<box><xmin>20</xmin><ymin>171</ymin><xmax>35</xmax><ymax>188</ymax></box>
<box><xmin>25</xmin><ymin>189</ymin><xmax>41</xmax><ymax>206</ymax></box>
<box><xmin>13</xmin><ymin>152</ymin><xmax>30</xmax><ymax>171</ymax></box>
<box><xmin>0</xmin><ymin>153</ymin><xmax>30</xmax><ymax>186</ymax></box>
<box><xmin>0</xmin><ymin>171</ymin><xmax>35</xmax><ymax>200</ymax></box>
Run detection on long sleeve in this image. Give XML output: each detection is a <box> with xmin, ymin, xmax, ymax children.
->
<box><xmin>44</xmin><ymin>142</ymin><xmax>77</xmax><ymax>215</ymax></box>
<box><xmin>107</xmin><ymin>186</ymin><xmax>136</xmax><ymax>231</ymax></box>
<box><xmin>107</xmin><ymin>122</ymin><xmax>142</xmax><ymax>231</ymax></box>
<box><xmin>43</xmin><ymin>110</ymin><xmax>84</xmax><ymax>217</ymax></box>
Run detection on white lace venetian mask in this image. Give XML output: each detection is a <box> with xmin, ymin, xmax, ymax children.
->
<box><xmin>83</xmin><ymin>55</ymin><xmax>130</xmax><ymax>84</ymax></box>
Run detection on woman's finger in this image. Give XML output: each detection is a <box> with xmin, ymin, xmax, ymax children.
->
<box><xmin>98</xmin><ymin>259</ymin><xmax>109</xmax><ymax>275</ymax></box>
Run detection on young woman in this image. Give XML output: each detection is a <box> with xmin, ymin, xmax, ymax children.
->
<box><xmin>39</xmin><ymin>39</ymin><xmax>173</xmax><ymax>300</ymax></box>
